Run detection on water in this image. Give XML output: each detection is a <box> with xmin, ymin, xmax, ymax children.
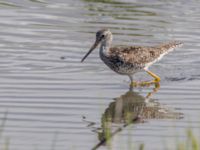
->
<box><xmin>0</xmin><ymin>0</ymin><xmax>199</xmax><ymax>150</ymax></box>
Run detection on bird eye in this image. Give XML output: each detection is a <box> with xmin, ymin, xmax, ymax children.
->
<box><xmin>101</xmin><ymin>34</ymin><xmax>105</xmax><ymax>38</ymax></box>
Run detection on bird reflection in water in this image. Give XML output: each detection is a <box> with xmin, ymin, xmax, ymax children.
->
<box><xmin>90</xmin><ymin>83</ymin><xmax>183</xmax><ymax>150</ymax></box>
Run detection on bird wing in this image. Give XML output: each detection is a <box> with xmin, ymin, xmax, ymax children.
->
<box><xmin>109</xmin><ymin>41</ymin><xmax>182</xmax><ymax>65</ymax></box>
<box><xmin>109</xmin><ymin>46</ymin><xmax>160</xmax><ymax>65</ymax></box>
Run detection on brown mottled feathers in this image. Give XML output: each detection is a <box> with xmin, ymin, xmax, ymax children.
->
<box><xmin>109</xmin><ymin>41</ymin><xmax>183</xmax><ymax>65</ymax></box>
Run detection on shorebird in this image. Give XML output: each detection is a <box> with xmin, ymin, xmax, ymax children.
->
<box><xmin>81</xmin><ymin>29</ymin><xmax>183</xmax><ymax>87</ymax></box>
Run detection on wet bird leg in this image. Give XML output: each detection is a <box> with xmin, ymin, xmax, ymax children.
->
<box><xmin>146</xmin><ymin>70</ymin><xmax>161</xmax><ymax>82</ymax></box>
<box><xmin>139</xmin><ymin>70</ymin><xmax>161</xmax><ymax>86</ymax></box>
<box><xmin>130</xmin><ymin>70</ymin><xmax>161</xmax><ymax>87</ymax></box>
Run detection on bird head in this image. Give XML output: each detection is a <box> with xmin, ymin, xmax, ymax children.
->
<box><xmin>81</xmin><ymin>29</ymin><xmax>112</xmax><ymax>62</ymax></box>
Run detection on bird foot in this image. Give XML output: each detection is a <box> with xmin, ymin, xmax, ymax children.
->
<box><xmin>130</xmin><ymin>80</ymin><xmax>160</xmax><ymax>88</ymax></box>
<box><xmin>130</xmin><ymin>81</ymin><xmax>151</xmax><ymax>87</ymax></box>
<box><xmin>129</xmin><ymin>81</ymin><xmax>138</xmax><ymax>87</ymax></box>
<box><xmin>139</xmin><ymin>79</ymin><xmax>160</xmax><ymax>86</ymax></box>
<box><xmin>138</xmin><ymin>81</ymin><xmax>153</xmax><ymax>87</ymax></box>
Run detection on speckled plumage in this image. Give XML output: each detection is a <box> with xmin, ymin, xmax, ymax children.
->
<box><xmin>109</xmin><ymin>41</ymin><xmax>182</xmax><ymax>65</ymax></box>
<box><xmin>81</xmin><ymin>29</ymin><xmax>183</xmax><ymax>83</ymax></box>
<box><xmin>102</xmin><ymin>41</ymin><xmax>183</xmax><ymax>75</ymax></box>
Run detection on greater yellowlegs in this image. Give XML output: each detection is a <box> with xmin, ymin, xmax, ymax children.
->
<box><xmin>81</xmin><ymin>29</ymin><xmax>183</xmax><ymax>87</ymax></box>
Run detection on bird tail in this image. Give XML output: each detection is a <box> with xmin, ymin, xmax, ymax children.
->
<box><xmin>158</xmin><ymin>41</ymin><xmax>183</xmax><ymax>50</ymax></box>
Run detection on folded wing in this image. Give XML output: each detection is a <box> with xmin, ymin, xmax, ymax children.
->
<box><xmin>109</xmin><ymin>41</ymin><xmax>183</xmax><ymax>65</ymax></box>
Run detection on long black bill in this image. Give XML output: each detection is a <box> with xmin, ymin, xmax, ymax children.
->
<box><xmin>81</xmin><ymin>40</ymin><xmax>100</xmax><ymax>62</ymax></box>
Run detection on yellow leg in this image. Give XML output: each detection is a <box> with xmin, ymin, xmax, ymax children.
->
<box><xmin>137</xmin><ymin>70</ymin><xmax>160</xmax><ymax>87</ymax></box>
<box><xmin>130</xmin><ymin>81</ymin><xmax>152</xmax><ymax>87</ymax></box>
<box><xmin>129</xmin><ymin>81</ymin><xmax>139</xmax><ymax>88</ymax></box>
<box><xmin>129</xmin><ymin>71</ymin><xmax>160</xmax><ymax>88</ymax></box>
<box><xmin>146</xmin><ymin>70</ymin><xmax>160</xmax><ymax>82</ymax></box>
<box><xmin>145</xmin><ymin>82</ymin><xmax>160</xmax><ymax>99</ymax></box>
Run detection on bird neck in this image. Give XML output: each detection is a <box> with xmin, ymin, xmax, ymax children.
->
<box><xmin>99</xmin><ymin>39</ymin><xmax>112</xmax><ymax>57</ymax></box>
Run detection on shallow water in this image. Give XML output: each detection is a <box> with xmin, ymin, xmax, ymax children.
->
<box><xmin>0</xmin><ymin>0</ymin><xmax>200</xmax><ymax>150</ymax></box>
